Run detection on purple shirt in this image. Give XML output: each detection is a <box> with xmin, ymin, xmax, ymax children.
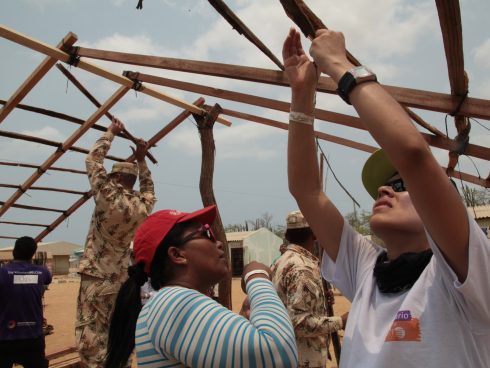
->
<box><xmin>0</xmin><ymin>261</ymin><xmax>52</xmax><ymax>340</ymax></box>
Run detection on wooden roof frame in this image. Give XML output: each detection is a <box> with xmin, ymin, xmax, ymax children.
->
<box><xmin>0</xmin><ymin>0</ymin><xmax>489</xmax><ymax>242</ymax></box>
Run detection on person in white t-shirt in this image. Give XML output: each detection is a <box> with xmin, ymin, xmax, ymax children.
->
<box><xmin>283</xmin><ymin>27</ymin><xmax>490</xmax><ymax>367</ymax></box>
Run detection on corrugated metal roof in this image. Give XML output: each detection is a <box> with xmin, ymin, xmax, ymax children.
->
<box><xmin>467</xmin><ymin>205</ymin><xmax>490</xmax><ymax>219</ymax></box>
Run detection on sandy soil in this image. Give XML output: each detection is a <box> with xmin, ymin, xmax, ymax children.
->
<box><xmin>44</xmin><ymin>275</ymin><xmax>351</xmax><ymax>366</ymax></box>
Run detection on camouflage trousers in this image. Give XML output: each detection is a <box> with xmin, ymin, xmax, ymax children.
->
<box><xmin>75</xmin><ymin>275</ymin><xmax>126</xmax><ymax>368</ymax></box>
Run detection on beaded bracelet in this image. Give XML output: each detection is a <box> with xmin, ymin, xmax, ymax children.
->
<box><xmin>289</xmin><ymin>111</ymin><xmax>314</xmax><ymax>126</ymax></box>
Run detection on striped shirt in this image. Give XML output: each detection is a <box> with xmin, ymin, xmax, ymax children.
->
<box><xmin>135</xmin><ymin>278</ymin><xmax>298</xmax><ymax>367</ymax></box>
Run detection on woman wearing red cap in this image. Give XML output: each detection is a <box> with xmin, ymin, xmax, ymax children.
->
<box><xmin>105</xmin><ymin>205</ymin><xmax>298</xmax><ymax>368</ymax></box>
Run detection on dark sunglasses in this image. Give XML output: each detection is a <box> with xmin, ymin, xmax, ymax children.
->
<box><xmin>180</xmin><ymin>224</ymin><xmax>216</xmax><ymax>244</ymax></box>
<box><xmin>384</xmin><ymin>178</ymin><xmax>407</xmax><ymax>193</ymax></box>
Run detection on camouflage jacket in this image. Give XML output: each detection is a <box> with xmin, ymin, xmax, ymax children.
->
<box><xmin>271</xmin><ymin>244</ymin><xmax>343</xmax><ymax>368</ymax></box>
<box><xmin>79</xmin><ymin>131</ymin><xmax>156</xmax><ymax>281</ymax></box>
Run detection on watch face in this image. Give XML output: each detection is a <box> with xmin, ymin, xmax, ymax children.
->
<box><xmin>351</xmin><ymin>66</ymin><xmax>373</xmax><ymax>78</ymax></box>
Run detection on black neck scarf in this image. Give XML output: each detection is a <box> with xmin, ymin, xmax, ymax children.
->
<box><xmin>373</xmin><ymin>249</ymin><xmax>433</xmax><ymax>294</ymax></box>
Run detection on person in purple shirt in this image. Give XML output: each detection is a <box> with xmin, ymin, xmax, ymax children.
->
<box><xmin>0</xmin><ymin>236</ymin><xmax>52</xmax><ymax>368</ymax></box>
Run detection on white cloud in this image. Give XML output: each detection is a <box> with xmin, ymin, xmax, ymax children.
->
<box><xmin>0</xmin><ymin>127</ymin><xmax>65</xmax><ymax>162</ymax></box>
<box><xmin>83</xmin><ymin>33</ymin><xmax>163</xmax><ymax>56</ymax></box>
<box><xmin>22</xmin><ymin>126</ymin><xmax>65</xmax><ymax>141</ymax></box>
<box><xmin>167</xmin><ymin>122</ymin><xmax>280</xmax><ymax>160</ymax></box>
<box><xmin>474</xmin><ymin>38</ymin><xmax>490</xmax><ymax>69</ymax></box>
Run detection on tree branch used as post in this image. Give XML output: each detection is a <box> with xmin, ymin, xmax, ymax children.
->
<box><xmin>193</xmin><ymin>103</ymin><xmax>232</xmax><ymax>309</ymax></box>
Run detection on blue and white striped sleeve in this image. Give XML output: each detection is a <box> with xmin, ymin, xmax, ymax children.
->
<box><xmin>142</xmin><ymin>279</ymin><xmax>297</xmax><ymax>368</ymax></box>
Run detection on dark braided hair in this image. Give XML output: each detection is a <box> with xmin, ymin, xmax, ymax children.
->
<box><xmin>105</xmin><ymin>220</ymin><xmax>196</xmax><ymax>368</ymax></box>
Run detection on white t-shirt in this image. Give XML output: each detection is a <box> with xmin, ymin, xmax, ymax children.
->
<box><xmin>322</xmin><ymin>215</ymin><xmax>490</xmax><ymax>368</ymax></box>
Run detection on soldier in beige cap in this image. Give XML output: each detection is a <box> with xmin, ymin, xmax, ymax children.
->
<box><xmin>76</xmin><ymin>117</ymin><xmax>156</xmax><ymax>367</ymax></box>
<box><xmin>271</xmin><ymin>210</ymin><xmax>346</xmax><ymax>368</ymax></box>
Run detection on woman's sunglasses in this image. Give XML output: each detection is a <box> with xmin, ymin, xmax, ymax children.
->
<box><xmin>180</xmin><ymin>224</ymin><xmax>216</xmax><ymax>244</ymax></box>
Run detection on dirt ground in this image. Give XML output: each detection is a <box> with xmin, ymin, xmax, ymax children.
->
<box><xmin>44</xmin><ymin>275</ymin><xmax>351</xmax><ymax>367</ymax></box>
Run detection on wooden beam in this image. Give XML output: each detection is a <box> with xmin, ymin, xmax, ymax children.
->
<box><xmin>124</xmin><ymin>71</ymin><xmax>364</xmax><ymax>129</ymax></box>
<box><xmin>0</xmin><ymin>161</ymin><xmax>86</xmax><ymax>175</ymax></box>
<box><xmin>0</xmin><ymin>86</ymin><xmax>130</xmax><ymax>218</ymax></box>
<box><xmin>0</xmin><ymin>25</ymin><xmax>231</xmax><ymax>126</ymax></box>
<box><xmin>436</xmin><ymin>0</ymin><xmax>466</xmax><ymax>95</ymax></box>
<box><xmin>0</xmin><ymin>32</ymin><xmax>78</xmax><ymax>125</ymax></box>
<box><xmin>0</xmin><ymin>221</ymin><xmax>49</xmax><ymax>228</ymax></box>
<box><xmin>0</xmin><ymin>130</ymin><xmax>124</xmax><ymax>162</ymax></box>
<box><xmin>435</xmin><ymin>0</ymin><xmax>470</xmax><ymax>171</ymax></box>
<box><xmin>125</xmin><ymin>72</ymin><xmax>490</xmax><ymax>162</ymax></box>
<box><xmin>75</xmin><ymin>47</ymin><xmax>490</xmax><ymax>120</ymax></box>
<box><xmin>34</xmin><ymin>97</ymin><xmax>205</xmax><ymax>242</ymax></box>
<box><xmin>208</xmin><ymin>0</ymin><xmax>284</xmax><ymax>70</ymax></box>
<box><xmin>0</xmin><ymin>201</ymin><xmax>64</xmax><ymax>213</ymax></box>
<box><xmin>0</xmin><ymin>183</ymin><xmax>86</xmax><ymax>196</ymax></box>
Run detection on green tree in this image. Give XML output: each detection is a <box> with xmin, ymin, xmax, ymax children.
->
<box><xmin>461</xmin><ymin>185</ymin><xmax>490</xmax><ymax>207</ymax></box>
<box><xmin>345</xmin><ymin>209</ymin><xmax>371</xmax><ymax>236</ymax></box>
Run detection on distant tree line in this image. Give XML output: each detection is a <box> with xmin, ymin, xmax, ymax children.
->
<box><xmin>224</xmin><ymin>187</ymin><xmax>490</xmax><ymax>239</ymax></box>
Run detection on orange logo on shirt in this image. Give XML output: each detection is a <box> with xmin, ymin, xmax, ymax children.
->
<box><xmin>385</xmin><ymin>310</ymin><xmax>421</xmax><ymax>342</ymax></box>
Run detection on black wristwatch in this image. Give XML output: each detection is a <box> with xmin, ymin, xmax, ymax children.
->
<box><xmin>336</xmin><ymin>66</ymin><xmax>377</xmax><ymax>104</ymax></box>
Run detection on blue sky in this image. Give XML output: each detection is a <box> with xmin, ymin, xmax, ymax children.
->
<box><xmin>1</xmin><ymin>0</ymin><xmax>489</xmax><ymax>248</ymax></box>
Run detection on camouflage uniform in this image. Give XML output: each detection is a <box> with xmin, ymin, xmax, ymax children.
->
<box><xmin>271</xmin><ymin>244</ymin><xmax>343</xmax><ymax>368</ymax></box>
<box><xmin>76</xmin><ymin>131</ymin><xmax>156</xmax><ymax>367</ymax></box>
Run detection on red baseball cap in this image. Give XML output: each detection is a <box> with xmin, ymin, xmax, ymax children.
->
<box><xmin>134</xmin><ymin>205</ymin><xmax>217</xmax><ymax>274</ymax></box>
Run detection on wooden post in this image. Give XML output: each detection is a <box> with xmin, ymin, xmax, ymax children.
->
<box><xmin>193</xmin><ymin>104</ymin><xmax>232</xmax><ymax>309</ymax></box>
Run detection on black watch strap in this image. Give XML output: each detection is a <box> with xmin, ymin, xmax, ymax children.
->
<box><xmin>336</xmin><ymin>72</ymin><xmax>357</xmax><ymax>105</ymax></box>
<box><xmin>336</xmin><ymin>67</ymin><xmax>377</xmax><ymax>105</ymax></box>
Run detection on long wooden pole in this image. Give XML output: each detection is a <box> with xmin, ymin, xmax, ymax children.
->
<box><xmin>74</xmin><ymin>46</ymin><xmax>490</xmax><ymax>120</ymax></box>
<box><xmin>0</xmin><ymin>32</ymin><xmax>77</xmax><ymax>125</ymax></box>
<box><xmin>207</xmin><ymin>0</ymin><xmax>284</xmax><ymax>70</ymax></box>
<box><xmin>0</xmin><ymin>25</ymin><xmax>231</xmax><ymax>126</ymax></box>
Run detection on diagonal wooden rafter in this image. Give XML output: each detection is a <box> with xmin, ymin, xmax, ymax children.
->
<box><xmin>73</xmin><ymin>47</ymin><xmax>490</xmax><ymax>121</ymax></box>
<box><xmin>123</xmin><ymin>71</ymin><xmax>490</xmax><ymax>163</ymax></box>
<box><xmin>0</xmin><ymin>32</ymin><xmax>78</xmax><ymax>125</ymax></box>
<box><xmin>55</xmin><ymin>63</ymin><xmax>158</xmax><ymax>164</ymax></box>
<box><xmin>0</xmin><ymin>85</ymin><xmax>130</xmax><ymax>218</ymax></box>
<box><xmin>34</xmin><ymin>97</ymin><xmax>206</xmax><ymax>242</ymax></box>
<box><xmin>435</xmin><ymin>0</ymin><xmax>470</xmax><ymax>172</ymax></box>
<box><xmin>207</xmin><ymin>0</ymin><xmax>284</xmax><ymax>70</ymax></box>
<box><xmin>0</xmin><ymin>25</ymin><xmax>231</xmax><ymax>127</ymax></box>
<box><xmin>0</xmin><ymin>130</ymin><xmax>125</xmax><ymax>162</ymax></box>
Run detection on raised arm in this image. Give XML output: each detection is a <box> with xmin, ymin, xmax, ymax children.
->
<box><xmin>133</xmin><ymin>138</ymin><xmax>156</xmax><ymax>213</ymax></box>
<box><xmin>310</xmin><ymin>29</ymin><xmax>469</xmax><ymax>280</ymax></box>
<box><xmin>85</xmin><ymin>118</ymin><xmax>122</xmax><ymax>194</ymax></box>
<box><xmin>144</xmin><ymin>279</ymin><xmax>298</xmax><ymax>367</ymax></box>
<box><xmin>284</xmin><ymin>28</ymin><xmax>345</xmax><ymax>261</ymax></box>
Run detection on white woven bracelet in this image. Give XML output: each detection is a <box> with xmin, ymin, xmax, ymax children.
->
<box><xmin>289</xmin><ymin>111</ymin><xmax>314</xmax><ymax>126</ymax></box>
<box><xmin>243</xmin><ymin>269</ymin><xmax>270</xmax><ymax>284</ymax></box>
